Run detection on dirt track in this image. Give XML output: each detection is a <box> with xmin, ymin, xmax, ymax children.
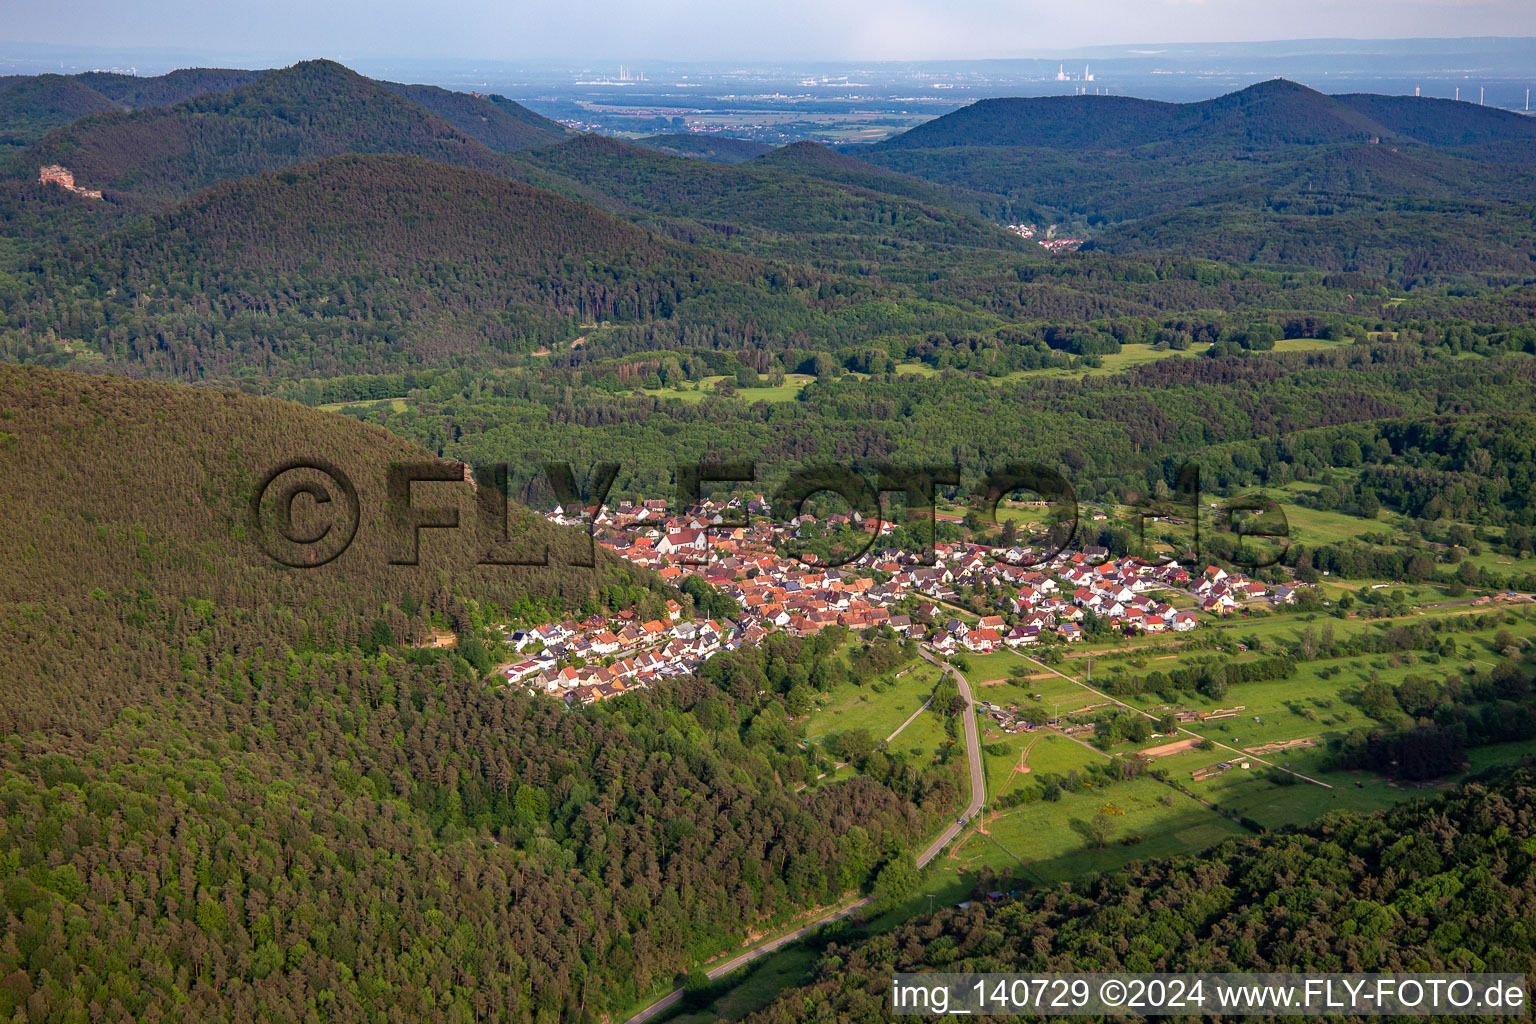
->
<box><xmin>1140</xmin><ymin>737</ymin><xmax>1199</xmax><ymax>758</ymax></box>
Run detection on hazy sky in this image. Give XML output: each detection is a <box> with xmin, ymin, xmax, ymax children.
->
<box><xmin>5</xmin><ymin>0</ymin><xmax>1535</xmax><ymax>62</ymax></box>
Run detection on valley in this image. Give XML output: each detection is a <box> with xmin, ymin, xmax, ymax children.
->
<box><xmin>1</xmin><ymin>48</ymin><xmax>1535</xmax><ymax>1024</ymax></box>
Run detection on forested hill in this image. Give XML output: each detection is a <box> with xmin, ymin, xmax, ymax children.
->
<box><xmin>634</xmin><ymin>132</ymin><xmax>774</xmax><ymax>163</ymax></box>
<box><xmin>73</xmin><ymin>67</ymin><xmax>272</xmax><ymax>108</ymax></box>
<box><xmin>5</xmin><ymin>154</ymin><xmax>792</xmax><ymax>379</ymax></box>
<box><xmin>745</xmin><ymin>768</ymin><xmax>1536</xmax><ymax>1024</ymax></box>
<box><xmin>855</xmin><ymin>80</ymin><xmax>1536</xmax><ymax>275</ymax></box>
<box><xmin>1335</xmin><ymin>92</ymin><xmax>1536</xmax><ymax>148</ymax></box>
<box><xmin>0</xmin><ymin>62</ymin><xmax>565</xmax><ymax>161</ymax></box>
<box><xmin>2</xmin><ymin>58</ymin><xmax>1032</xmax><ymax>261</ymax></box>
<box><xmin>0</xmin><ymin>363</ymin><xmax>656</xmax><ymax>739</ymax></box>
<box><xmin>0</xmin><ymin>74</ymin><xmax>124</xmax><ymax>150</ymax></box>
<box><xmin>750</xmin><ymin>140</ymin><xmax>1001</xmax><ymax>218</ymax></box>
<box><xmin>509</xmin><ymin>133</ymin><xmax>1025</xmax><ymax>254</ymax></box>
<box><xmin>378</xmin><ymin>81</ymin><xmax>571</xmax><ymax>151</ymax></box>
<box><xmin>0</xmin><ymin>67</ymin><xmax>269</xmax><ymax>151</ymax></box>
<box><xmin>14</xmin><ymin>59</ymin><xmax>520</xmax><ymax>204</ymax></box>
<box><xmin>0</xmin><ymin>365</ymin><xmax>935</xmax><ymax>1023</ymax></box>
<box><xmin>877</xmin><ymin>78</ymin><xmax>1535</xmax><ymax>154</ymax></box>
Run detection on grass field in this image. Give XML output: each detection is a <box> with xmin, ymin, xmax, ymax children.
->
<box><xmin>641</xmin><ymin>374</ymin><xmax>813</xmax><ymax>404</ymax></box>
<box><xmin>891</xmin><ymin>705</ymin><xmax>957</xmax><ymax>762</ymax></box>
<box><xmin>934</xmin><ymin>772</ymin><xmax>1249</xmax><ymax>890</ymax></box>
<box><xmin>980</xmin><ymin>730</ymin><xmax>1103</xmax><ymax>799</ymax></box>
<box><xmin>1276</xmin><ymin>481</ymin><xmax>1536</xmax><ymax>580</ymax></box>
<box><xmin>959</xmin><ymin>649</ymin><xmax>1038</xmax><ymax>684</ymax></box>
<box><xmin>975</xmin><ymin>672</ymin><xmax>1095</xmax><ymax>715</ymax></box>
<box><xmin>318</xmin><ymin>397</ymin><xmax>408</xmax><ymax>414</ymax></box>
<box><xmin>801</xmin><ymin>662</ymin><xmax>946</xmax><ymax>748</ymax></box>
<box><xmin>993</xmin><ymin>337</ymin><xmax>1355</xmax><ymax>383</ymax></box>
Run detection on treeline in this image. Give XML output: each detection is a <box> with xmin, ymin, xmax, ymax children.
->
<box><xmin>1333</xmin><ymin>642</ymin><xmax>1536</xmax><ymax>780</ymax></box>
<box><xmin>1100</xmin><ymin>654</ymin><xmax>1299</xmax><ymax>700</ymax></box>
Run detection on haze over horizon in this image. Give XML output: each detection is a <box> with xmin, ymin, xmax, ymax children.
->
<box><xmin>3</xmin><ymin>0</ymin><xmax>1536</xmax><ymax>65</ymax></box>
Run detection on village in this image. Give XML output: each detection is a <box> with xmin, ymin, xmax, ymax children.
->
<box><xmin>493</xmin><ymin>494</ymin><xmax>1303</xmax><ymax>710</ymax></box>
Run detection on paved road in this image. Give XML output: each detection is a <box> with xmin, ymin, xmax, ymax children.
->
<box><xmin>915</xmin><ymin>648</ymin><xmax>986</xmax><ymax>866</ymax></box>
<box><xmin>622</xmin><ymin>647</ymin><xmax>984</xmax><ymax>1024</ymax></box>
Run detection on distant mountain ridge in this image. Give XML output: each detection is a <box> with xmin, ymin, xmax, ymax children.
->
<box><xmin>6</xmin><ymin>59</ymin><xmax>564</xmax><ymax>203</ymax></box>
<box><xmin>855</xmin><ymin>78</ymin><xmax>1536</xmax><ymax>277</ymax></box>
<box><xmin>379</xmin><ymin>81</ymin><xmax>570</xmax><ymax>151</ymax></box>
<box><xmin>878</xmin><ymin>78</ymin><xmax>1536</xmax><ymax>153</ymax></box>
<box><xmin>0</xmin><ymin>74</ymin><xmax>124</xmax><ymax>149</ymax></box>
<box><xmin>15</xmin><ymin>153</ymin><xmax>777</xmax><ymax>378</ymax></box>
<box><xmin>76</xmin><ymin>67</ymin><xmax>272</xmax><ymax>107</ymax></box>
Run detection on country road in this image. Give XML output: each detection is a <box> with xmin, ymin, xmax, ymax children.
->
<box><xmin>915</xmin><ymin>647</ymin><xmax>986</xmax><ymax>864</ymax></box>
<box><xmin>621</xmin><ymin>645</ymin><xmax>984</xmax><ymax>1024</ymax></box>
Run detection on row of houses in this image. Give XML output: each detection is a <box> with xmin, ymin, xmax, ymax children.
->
<box><xmin>1193</xmin><ymin>564</ymin><xmax>1299</xmax><ymax>614</ymax></box>
<box><xmin>495</xmin><ymin>602</ymin><xmax>738</xmax><ymax>705</ymax></box>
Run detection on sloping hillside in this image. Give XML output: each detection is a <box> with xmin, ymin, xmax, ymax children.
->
<box><xmin>515</xmin><ymin>133</ymin><xmax>1023</xmax><ymax>252</ymax></box>
<box><xmin>635</xmin><ymin>133</ymin><xmax>774</xmax><ymax>163</ymax></box>
<box><xmin>1336</xmin><ymin>92</ymin><xmax>1536</xmax><ymax>147</ymax></box>
<box><xmin>752</xmin><ymin>139</ymin><xmax>1001</xmax><ymax>218</ymax></box>
<box><xmin>9</xmin><ymin>153</ymin><xmax>776</xmax><ymax>378</ymax></box>
<box><xmin>0</xmin><ymin>74</ymin><xmax>122</xmax><ymax>149</ymax></box>
<box><xmin>0</xmin><ymin>364</ymin><xmax>655</xmax><ymax>737</ymax></box>
<box><xmin>381</xmin><ymin>81</ymin><xmax>570</xmax><ymax>150</ymax></box>
<box><xmin>21</xmin><ymin>59</ymin><xmax>514</xmax><ymax>204</ymax></box>
<box><xmin>0</xmin><ymin>364</ymin><xmax>924</xmax><ymax>1024</ymax></box>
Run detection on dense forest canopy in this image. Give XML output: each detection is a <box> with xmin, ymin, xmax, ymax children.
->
<box><xmin>742</xmin><ymin>768</ymin><xmax>1536</xmax><ymax>1024</ymax></box>
<box><xmin>0</xmin><ymin>367</ymin><xmax>957</xmax><ymax>1022</ymax></box>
